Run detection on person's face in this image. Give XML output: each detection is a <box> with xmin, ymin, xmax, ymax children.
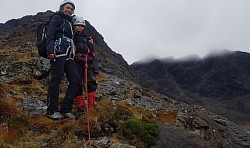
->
<box><xmin>75</xmin><ymin>25</ymin><xmax>84</xmax><ymax>32</ymax></box>
<box><xmin>63</xmin><ymin>4</ymin><xmax>74</xmax><ymax>16</ymax></box>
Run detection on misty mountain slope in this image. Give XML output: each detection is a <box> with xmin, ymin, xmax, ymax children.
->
<box><xmin>0</xmin><ymin>11</ymin><xmax>250</xmax><ymax>147</ymax></box>
<box><xmin>131</xmin><ymin>51</ymin><xmax>250</xmax><ymax>123</ymax></box>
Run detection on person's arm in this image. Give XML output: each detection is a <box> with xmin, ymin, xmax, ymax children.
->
<box><xmin>87</xmin><ymin>36</ymin><xmax>99</xmax><ymax>74</ymax></box>
<box><xmin>92</xmin><ymin>57</ymin><xmax>99</xmax><ymax>75</ymax></box>
<box><xmin>87</xmin><ymin>36</ymin><xmax>94</xmax><ymax>51</ymax></box>
<box><xmin>46</xmin><ymin>15</ymin><xmax>61</xmax><ymax>58</ymax></box>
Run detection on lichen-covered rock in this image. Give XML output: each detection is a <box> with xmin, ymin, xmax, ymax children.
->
<box><xmin>23</xmin><ymin>97</ymin><xmax>47</xmax><ymax>116</ymax></box>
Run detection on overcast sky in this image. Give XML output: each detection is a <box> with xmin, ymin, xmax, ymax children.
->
<box><xmin>1</xmin><ymin>0</ymin><xmax>250</xmax><ymax>64</ymax></box>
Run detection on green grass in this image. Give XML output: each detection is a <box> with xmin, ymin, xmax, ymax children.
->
<box><xmin>122</xmin><ymin>118</ymin><xmax>159</xmax><ymax>147</ymax></box>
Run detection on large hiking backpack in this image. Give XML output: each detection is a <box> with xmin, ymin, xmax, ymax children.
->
<box><xmin>36</xmin><ymin>14</ymin><xmax>65</xmax><ymax>58</ymax></box>
<box><xmin>35</xmin><ymin>15</ymin><xmax>65</xmax><ymax>80</ymax></box>
<box><xmin>36</xmin><ymin>22</ymin><xmax>49</xmax><ymax>58</ymax></box>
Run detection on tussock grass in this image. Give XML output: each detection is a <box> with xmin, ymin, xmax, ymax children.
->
<box><xmin>29</xmin><ymin>116</ymin><xmax>60</xmax><ymax>133</ymax></box>
<box><xmin>0</xmin><ymin>105</ymin><xmax>29</xmax><ymax>143</ymax></box>
<box><xmin>0</xmin><ymin>99</ymin><xmax>19</xmax><ymax>119</ymax></box>
<box><xmin>240</xmin><ymin>122</ymin><xmax>250</xmax><ymax>130</ymax></box>
<box><xmin>2</xmin><ymin>83</ymin><xmax>24</xmax><ymax>101</ymax></box>
<box><xmin>0</xmin><ymin>129</ymin><xmax>19</xmax><ymax>143</ymax></box>
<box><xmin>0</xmin><ymin>46</ymin><xmax>19</xmax><ymax>53</ymax></box>
<box><xmin>96</xmin><ymin>73</ymin><xmax>108</xmax><ymax>82</ymax></box>
<box><xmin>0</xmin><ymin>87</ymin><xmax>160</xmax><ymax>147</ymax></box>
<box><xmin>95</xmin><ymin>99</ymin><xmax>154</xmax><ymax>122</ymax></box>
<box><xmin>157</xmin><ymin>110</ymin><xmax>178</xmax><ymax>124</ymax></box>
<box><xmin>0</xmin><ymin>84</ymin><xmax>7</xmax><ymax>99</ymax></box>
<box><xmin>5</xmin><ymin>78</ymin><xmax>47</xmax><ymax>101</ymax></box>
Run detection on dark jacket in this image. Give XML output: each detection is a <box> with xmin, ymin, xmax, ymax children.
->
<box><xmin>46</xmin><ymin>12</ymin><xmax>74</xmax><ymax>56</ymax></box>
<box><xmin>74</xmin><ymin>30</ymin><xmax>99</xmax><ymax>73</ymax></box>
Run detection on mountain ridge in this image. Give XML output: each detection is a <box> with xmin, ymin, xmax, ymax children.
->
<box><xmin>131</xmin><ymin>50</ymin><xmax>250</xmax><ymax>124</ymax></box>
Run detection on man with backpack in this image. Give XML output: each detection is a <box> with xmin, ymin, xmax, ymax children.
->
<box><xmin>45</xmin><ymin>0</ymin><xmax>80</xmax><ymax>119</ymax></box>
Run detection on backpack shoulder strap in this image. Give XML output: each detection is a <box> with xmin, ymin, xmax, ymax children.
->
<box><xmin>48</xmin><ymin>13</ymin><xmax>65</xmax><ymax>31</ymax></box>
<box><xmin>58</xmin><ymin>19</ymin><xmax>65</xmax><ymax>31</ymax></box>
<box><xmin>68</xmin><ymin>20</ymin><xmax>74</xmax><ymax>38</ymax></box>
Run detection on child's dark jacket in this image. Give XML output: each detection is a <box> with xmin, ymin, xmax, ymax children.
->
<box><xmin>74</xmin><ymin>30</ymin><xmax>99</xmax><ymax>73</ymax></box>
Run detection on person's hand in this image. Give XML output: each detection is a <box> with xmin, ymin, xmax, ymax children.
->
<box><xmin>48</xmin><ymin>54</ymin><xmax>56</xmax><ymax>59</ymax></box>
<box><xmin>88</xmin><ymin>37</ymin><xmax>94</xmax><ymax>44</ymax></box>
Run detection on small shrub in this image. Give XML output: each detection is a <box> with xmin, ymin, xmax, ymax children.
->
<box><xmin>122</xmin><ymin>118</ymin><xmax>159</xmax><ymax>147</ymax></box>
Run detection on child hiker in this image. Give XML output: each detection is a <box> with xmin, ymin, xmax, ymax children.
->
<box><xmin>72</xmin><ymin>16</ymin><xmax>99</xmax><ymax>111</ymax></box>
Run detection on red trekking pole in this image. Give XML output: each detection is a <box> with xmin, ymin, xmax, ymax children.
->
<box><xmin>84</xmin><ymin>55</ymin><xmax>92</xmax><ymax>148</ymax></box>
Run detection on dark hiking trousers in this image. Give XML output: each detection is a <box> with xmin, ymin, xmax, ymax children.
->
<box><xmin>47</xmin><ymin>56</ymin><xmax>80</xmax><ymax>115</ymax></box>
<box><xmin>76</xmin><ymin>62</ymin><xmax>97</xmax><ymax>96</ymax></box>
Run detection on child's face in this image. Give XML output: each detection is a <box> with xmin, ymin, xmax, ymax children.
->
<box><xmin>75</xmin><ymin>25</ymin><xmax>84</xmax><ymax>32</ymax></box>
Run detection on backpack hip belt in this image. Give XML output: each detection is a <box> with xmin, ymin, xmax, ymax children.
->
<box><xmin>75</xmin><ymin>53</ymin><xmax>88</xmax><ymax>57</ymax></box>
<box><xmin>55</xmin><ymin>36</ymin><xmax>76</xmax><ymax>59</ymax></box>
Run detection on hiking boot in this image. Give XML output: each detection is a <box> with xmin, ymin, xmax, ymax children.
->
<box><xmin>61</xmin><ymin>113</ymin><xmax>75</xmax><ymax>119</ymax></box>
<box><xmin>47</xmin><ymin>112</ymin><xmax>63</xmax><ymax>120</ymax></box>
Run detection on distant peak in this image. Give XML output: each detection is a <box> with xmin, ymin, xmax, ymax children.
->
<box><xmin>176</xmin><ymin>54</ymin><xmax>201</xmax><ymax>61</ymax></box>
<box><xmin>132</xmin><ymin>55</ymin><xmax>160</xmax><ymax>64</ymax></box>
<box><xmin>204</xmin><ymin>49</ymin><xmax>233</xmax><ymax>58</ymax></box>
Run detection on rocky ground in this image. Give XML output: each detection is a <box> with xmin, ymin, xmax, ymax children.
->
<box><xmin>1</xmin><ymin>60</ymin><xmax>250</xmax><ymax>147</ymax></box>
